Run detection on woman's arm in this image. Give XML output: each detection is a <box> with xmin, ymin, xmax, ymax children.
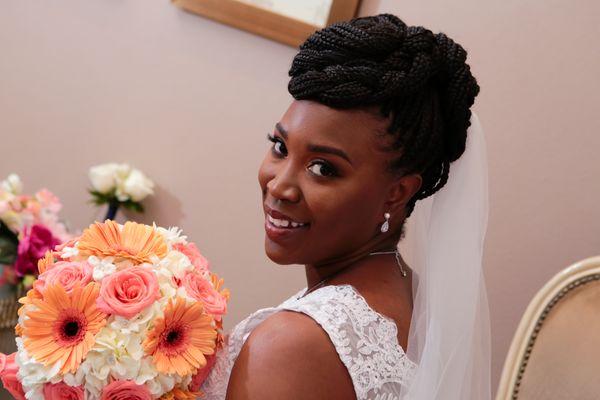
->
<box><xmin>225</xmin><ymin>310</ymin><xmax>356</xmax><ymax>400</ymax></box>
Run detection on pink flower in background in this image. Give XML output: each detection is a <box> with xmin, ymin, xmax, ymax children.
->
<box><xmin>182</xmin><ymin>272</ymin><xmax>227</xmax><ymax>321</ymax></box>
<box><xmin>100</xmin><ymin>380</ymin><xmax>152</xmax><ymax>400</ymax></box>
<box><xmin>43</xmin><ymin>382</ymin><xmax>84</xmax><ymax>400</ymax></box>
<box><xmin>14</xmin><ymin>224</ymin><xmax>61</xmax><ymax>277</ymax></box>
<box><xmin>34</xmin><ymin>261</ymin><xmax>93</xmax><ymax>294</ymax></box>
<box><xmin>189</xmin><ymin>353</ymin><xmax>216</xmax><ymax>391</ymax></box>
<box><xmin>0</xmin><ymin>353</ymin><xmax>26</xmax><ymax>400</ymax></box>
<box><xmin>35</xmin><ymin>189</ymin><xmax>62</xmax><ymax>214</ymax></box>
<box><xmin>0</xmin><ymin>353</ymin><xmax>6</xmax><ymax>372</ymax></box>
<box><xmin>173</xmin><ymin>242</ymin><xmax>210</xmax><ymax>273</ymax></box>
<box><xmin>96</xmin><ymin>266</ymin><xmax>160</xmax><ymax>318</ymax></box>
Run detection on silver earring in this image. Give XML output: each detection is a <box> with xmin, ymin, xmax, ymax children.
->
<box><xmin>380</xmin><ymin>212</ymin><xmax>390</xmax><ymax>233</ymax></box>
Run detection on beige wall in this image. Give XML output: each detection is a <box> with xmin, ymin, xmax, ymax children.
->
<box><xmin>1</xmin><ymin>0</ymin><xmax>598</xmax><ymax>393</ymax></box>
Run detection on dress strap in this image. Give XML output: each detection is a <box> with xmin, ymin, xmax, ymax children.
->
<box><xmin>279</xmin><ymin>285</ymin><xmax>416</xmax><ymax>400</ymax></box>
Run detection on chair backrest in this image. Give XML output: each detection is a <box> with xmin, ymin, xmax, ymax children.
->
<box><xmin>496</xmin><ymin>256</ymin><xmax>600</xmax><ymax>400</ymax></box>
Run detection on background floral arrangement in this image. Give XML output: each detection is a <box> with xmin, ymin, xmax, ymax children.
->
<box><xmin>0</xmin><ymin>220</ymin><xmax>229</xmax><ymax>399</ymax></box>
<box><xmin>0</xmin><ymin>174</ymin><xmax>70</xmax><ymax>291</ymax></box>
<box><xmin>89</xmin><ymin>163</ymin><xmax>154</xmax><ymax>221</ymax></box>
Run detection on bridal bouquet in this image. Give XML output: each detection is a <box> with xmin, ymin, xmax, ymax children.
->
<box><xmin>0</xmin><ymin>174</ymin><xmax>70</xmax><ymax>290</ymax></box>
<box><xmin>1</xmin><ymin>220</ymin><xmax>229</xmax><ymax>399</ymax></box>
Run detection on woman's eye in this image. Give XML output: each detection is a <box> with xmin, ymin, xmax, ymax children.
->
<box><xmin>267</xmin><ymin>134</ymin><xmax>287</xmax><ymax>157</ymax></box>
<box><xmin>308</xmin><ymin>161</ymin><xmax>338</xmax><ymax>177</ymax></box>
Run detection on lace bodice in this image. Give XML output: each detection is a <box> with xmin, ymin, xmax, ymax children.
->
<box><xmin>202</xmin><ymin>284</ymin><xmax>417</xmax><ymax>400</ymax></box>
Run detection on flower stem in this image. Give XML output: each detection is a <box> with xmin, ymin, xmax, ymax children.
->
<box><xmin>105</xmin><ymin>200</ymin><xmax>119</xmax><ymax>221</ymax></box>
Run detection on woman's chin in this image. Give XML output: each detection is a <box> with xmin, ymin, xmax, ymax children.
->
<box><xmin>264</xmin><ymin>241</ymin><xmax>300</xmax><ymax>265</ymax></box>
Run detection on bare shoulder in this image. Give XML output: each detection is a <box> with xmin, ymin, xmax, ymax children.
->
<box><xmin>225</xmin><ymin>310</ymin><xmax>356</xmax><ymax>400</ymax></box>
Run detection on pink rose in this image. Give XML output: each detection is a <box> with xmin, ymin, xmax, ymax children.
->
<box><xmin>96</xmin><ymin>266</ymin><xmax>160</xmax><ymax>318</ymax></box>
<box><xmin>0</xmin><ymin>353</ymin><xmax>6</xmax><ymax>373</ymax></box>
<box><xmin>0</xmin><ymin>353</ymin><xmax>26</xmax><ymax>400</ymax></box>
<box><xmin>189</xmin><ymin>353</ymin><xmax>216</xmax><ymax>391</ymax></box>
<box><xmin>43</xmin><ymin>382</ymin><xmax>84</xmax><ymax>400</ymax></box>
<box><xmin>100</xmin><ymin>380</ymin><xmax>152</xmax><ymax>400</ymax></box>
<box><xmin>173</xmin><ymin>243</ymin><xmax>210</xmax><ymax>273</ymax></box>
<box><xmin>182</xmin><ymin>272</ymin><xmax>227</xmax><ymax>320</ymax></box>
<box><xmin>14</xmin><ymin>224</ymin><xmax>61</xmax><ymax>277</ymax></box>
<box><xmin>34</xmin><ymin>261</ymin><xmax>93</xmax><ymax>294</ymax></box>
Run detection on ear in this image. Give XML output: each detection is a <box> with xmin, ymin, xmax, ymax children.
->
<box><xmin>383</xmin><ymin>174</ymin><xmax>422</xmax><ymax>217</ymax></box>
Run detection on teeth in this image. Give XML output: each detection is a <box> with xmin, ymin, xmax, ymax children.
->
<box><xmin>267</xmin><ymin>214</ymin><xmax>306</xmax><ymax>228</ymax></box>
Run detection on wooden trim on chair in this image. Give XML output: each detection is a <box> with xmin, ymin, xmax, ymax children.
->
<box><xmin>495</xmin><ymin>256</ymin><xmax>600</xmax><ymax>400</ymax></box>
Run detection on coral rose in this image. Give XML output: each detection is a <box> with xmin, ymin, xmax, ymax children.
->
<box><xmin>96</xmin><ymin>266</ymin><xmax>160</xmax><ymax>318</ymax></box>
<box><xmin>43</xmin><ymin>382</ymin><xmax>84</xmax><ymax>400</ymax></box>
<box><xmin>173</xmin><ymin>243</ymin><xmax>210</xmax><ymax>273</ymax></box>
<box><xmin>100</xmin><ymin>380</ymin><xmax>152</xmax><ymax>400</ymax></box>
<box><xmin>182</xmin><ymin>272</ymin><xmax>227</xmax><ymax>320</ymax></box>
<box><xmin>0</xmin><ymin>353</ymin><xmax>26</xmax><ymax>400</ymax></box>
<box><xmin>34</xmin><ymin>261</ymin><xmax>93</xmax><ymax>294</ymax></box>
<box><xmin>14</xmin><ymin>224</ymin><xmax>61</xmax><ymax>277</ymax></box>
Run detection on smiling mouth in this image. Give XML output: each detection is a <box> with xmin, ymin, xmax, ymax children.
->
<box><xmin>266</xmin><ymin>214</ymin><xmax>307</xmax><ymax>229</ymax></box>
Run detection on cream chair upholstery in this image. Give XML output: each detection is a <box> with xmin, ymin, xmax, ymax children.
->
<box><xmin>496</xmin><ymin>256</ymin><xmax>600</xmax><ymax>400</ymax></box>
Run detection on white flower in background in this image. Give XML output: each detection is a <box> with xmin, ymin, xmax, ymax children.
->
<box><xmin>89</xmin><ymin>256</ymin><xmax>117</xmax><ymax>282</ymax></box>
<box><xmin>1</xmin><ymin>173</ymin><xmax>23</xmax><ymax>195</ymax></box>
<box><xmin>88</xmin><ymin>163</ymin><xmax>120</xmax><ymax>194</ymax></box>
<box><xmin>89</xmin><ymin>163</ymin><xmax>154</xmax><ymax>202</ymax></box>
<box><xmin>120</xmin><ymin>169</ymin><xmax>154</xmax><ymax>202</ymax></box>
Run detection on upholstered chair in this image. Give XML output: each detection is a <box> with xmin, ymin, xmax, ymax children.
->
<box><xmin>496</xmin><ymin>256</ymin><xmax>600</xmax><ymax>400</ymax></box>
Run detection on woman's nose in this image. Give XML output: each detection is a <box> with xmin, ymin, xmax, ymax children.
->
<box><xmin>267</xmin><ymin>167</ymin><xmax>301</xmax><ymax>203</ymax></box>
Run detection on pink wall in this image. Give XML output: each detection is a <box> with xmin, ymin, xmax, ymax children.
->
<box><xmin>1</xmin><ymin>0</ymin><xmax>598</xmax><ymax>393</ymax></box>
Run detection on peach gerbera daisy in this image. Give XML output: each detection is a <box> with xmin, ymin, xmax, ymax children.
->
<box><xmin>144</xmin><ymin>297</ymin><xmax>217</xmax><ymax>376</ymax></box>
<box><xmin>22</xmin><ymin>283</ymin><xmax>107</xmax><ymax>374</ymax></box>
<box><xmin>77</xmin><ymin>220</ymin><xmax>167</xmax><ymax>264</ymax></box>
<box><xmin>159</xmin><ymin>388</ymin><xmax>200</xmax><ymax>400</ymax></box>
<box><xmin>37</xmin><ymin>250</ymin><xmax>56</xmax><ymax>274</ymax></box>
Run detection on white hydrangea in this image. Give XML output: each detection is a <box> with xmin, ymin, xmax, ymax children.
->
<box><xmin>1</xmin><ymin>173</ymin><xmax>23</xmax><ymax>195</ymax></box>
<box><xmin>155</xmin><ymin>226</ymin><xmax>188</xmax><ymax>250</ymax></box>
<box><xmin>158</xmin><ymin>250</ymin><xmax>194</xmax><ymax>280</ymax></box>
<box><xmin>60</xmin><ymin>245</ymin><xmax>79</xmax><ymax>259</ymax></box>
<box><xmin>109</xmin><ymin>303</ymin><xmax>162</xmax><ymax>335</ymax></box>
<box><xmin>85</xmin><ymin>327</ymin><xmax>145</xmax><ymax>382</ymax></box>
<box><xmin>88</xmin><ymin>256</ymin><xmax>117</xmax><ymax>282</ymax></box>
<box><xmin>15</xmin><ymin>338</ymin><xmax>60</xmax><ymax>399</ymax></box>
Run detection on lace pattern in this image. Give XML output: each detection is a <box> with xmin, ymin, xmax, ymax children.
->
<box><xmin>202</xmin><ymin>285</ymin><xmax>416</xmax><ymax>400</ymax></box>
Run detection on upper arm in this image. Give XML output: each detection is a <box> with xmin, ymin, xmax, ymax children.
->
<box><xmin>225</xmin><ymin>310</ymin><xmax>356</xmax><ymax>400</ymax></box>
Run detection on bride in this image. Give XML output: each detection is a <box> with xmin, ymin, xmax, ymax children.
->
<box><xmin>203</xmin><ymin>13</ymin><xmax>490</xmax><ymax>400</ymax></box>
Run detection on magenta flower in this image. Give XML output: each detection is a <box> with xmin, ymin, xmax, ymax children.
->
<box><xmin>14</xmin><ymin>224</ymin><xmax>61</xmax><ymax>277</ymax></box>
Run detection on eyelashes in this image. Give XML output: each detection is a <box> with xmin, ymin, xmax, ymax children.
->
<box><xmin>266</xmin><ymin>134</ymin><xmax>339</xmax><ymax>178</ymax></box>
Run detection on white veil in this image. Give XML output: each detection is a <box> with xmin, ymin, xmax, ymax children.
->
<box><xmin>400</xmin><ymin>113</ymin><xmax>491</xmax><ymax>399</ymax></box>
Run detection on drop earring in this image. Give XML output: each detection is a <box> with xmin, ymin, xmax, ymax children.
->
<box><xmin>380</xmin><ymin>212</ymin><xmax>390</xmax><ymax>233</ymax></box>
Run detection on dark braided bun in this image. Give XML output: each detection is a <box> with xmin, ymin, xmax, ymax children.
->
<box><xmin>288</xmin><ymin>14</ymin><xmax>480</xmax><ymax>216</ymax></box>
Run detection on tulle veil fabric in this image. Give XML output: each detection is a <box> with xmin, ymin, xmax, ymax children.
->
<box><xmin>399</xmin><ymin>113</ymin><xmax>491</xmax><ymax>399</ymax></box>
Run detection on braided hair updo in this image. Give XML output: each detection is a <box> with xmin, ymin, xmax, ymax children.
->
<box><xmin>288</xmin><ymin>14</ymin><xmax>480</xmax><ymax>217</ymax></box>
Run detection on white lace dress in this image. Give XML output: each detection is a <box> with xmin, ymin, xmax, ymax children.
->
<box><xmin>202</xmin><ymin>284</ymin><xmax>417</xmax><ymax>400</ymax></box>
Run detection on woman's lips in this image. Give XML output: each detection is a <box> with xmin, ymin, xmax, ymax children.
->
<box><xmin>263</xmin><ymin>207</ymin><xmax>310</xmax><ymax>243</ymax></box>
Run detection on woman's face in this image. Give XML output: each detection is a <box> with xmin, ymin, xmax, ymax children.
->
<box><xmin>258</xmin><ymin>100</ymin><xmax>420</xmax><ymax>266</ymax></box>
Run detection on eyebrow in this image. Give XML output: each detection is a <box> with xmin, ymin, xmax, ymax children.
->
<box><xmin>307</xmin><ymin>144</ymin><xmax>353</xmax><ymax>165</ymax></box>
<box><xmin>275</xmin><ymin>123</ymin><xmax>288</xmax><ymax>139</ymax></box>
<box><xmin>275</xmin><ymin>122</ymin><xmax>353</xmax><ymax>166</ymax></box>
